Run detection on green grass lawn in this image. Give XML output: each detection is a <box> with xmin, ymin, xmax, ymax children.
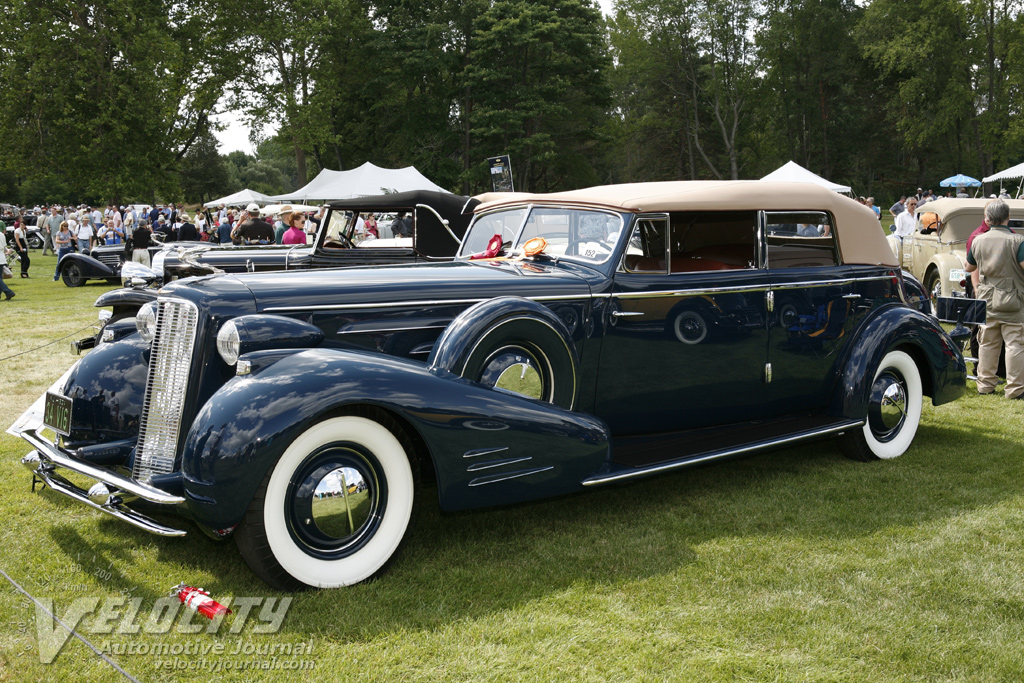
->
<box><xmin>1</xmin><ymin>253</ymin><xmax>1024</xmax><ymax>681</ymax></box>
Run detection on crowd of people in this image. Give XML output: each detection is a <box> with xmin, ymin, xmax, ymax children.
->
<box><xmin>0</xmin><ymin>201</ymin><xmax>331</xmax><ymax>299</ymax></box>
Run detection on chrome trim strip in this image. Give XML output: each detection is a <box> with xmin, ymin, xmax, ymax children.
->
<box><xmin>267</xmin><ymin>292</ymin><xmax>604</xmax><ymax>312</ymax></box>
<box><xmin>583</xmin><ymin>420</ymin><xmax>864</xmax><ymax>487</ymax></box>
<box><xmin>21</xmin><ymin>429</ymin><xmax>185</xmax><ymax>505</ymax></box>
<box><xmin>468</xmin><ymin>466</ymin><xmax>555</xmax><ymax>487</ymax></box>
<box><xmin>463</xmin><ymin>447</ymin><xmax>510</xmax><ymax>459</ymax></box>
<box><xmin>263</xmin><ymin>275</ymin><xmax>892</xmax><ymax>313</ymax></box>
<box><xmin>466</xmin><ymin>457</ymin><xmax>533</xmax><ymax>472</ymax></box>
<box><xmin>337</xmin><ymin>324</ymin><xmax>448</xmax><ymax>336</ymax></box>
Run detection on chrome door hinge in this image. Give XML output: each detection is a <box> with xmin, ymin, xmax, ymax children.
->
<box><xmin>766</xmin><ymin>290</ymin><xmax>775</xmax><ymax>312</ymax></box>
<box><xmin>765</xmin><ymin>362</ymin><xmax>772</xmax><ymax>383</ymax></box>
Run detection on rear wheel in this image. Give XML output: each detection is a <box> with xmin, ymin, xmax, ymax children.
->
<box><xmin>234</xmin><ymin>415</ymin><xmax>416</xmax><ymax>590</ymax></box>
<box><xmin>673</xmin><ymin>309</ymin><xmax>709</xmax><ymax>345</ymax></box>
<box><xmin>840</xmin><ymin>350</ymin><xmax>922</xmax><ymax>461</ymax></box>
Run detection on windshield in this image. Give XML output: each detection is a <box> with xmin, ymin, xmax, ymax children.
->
<box><xmin>458</xmin><ymin>206</ymin><xmax>624</xmax><ymax>264</ymax></box>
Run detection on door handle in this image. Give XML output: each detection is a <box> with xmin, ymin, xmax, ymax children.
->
<box><xmin>842</xmin><ymin>294</ymin><xmax>862</xmax><ymax>300</ymax></box>
<box><xmin>610</xmin><ymin>311</ymin><xmax>644</xmax><ymax>317</ymax></box>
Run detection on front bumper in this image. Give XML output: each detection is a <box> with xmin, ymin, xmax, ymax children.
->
<box><xmin>20</xmin><ymin>431</ymin><xmax>186</xmax><ymax>537</ymax></box>
<box><xmin>10</xmin><ymin>365</ymin><xmax>187</xmax><ymax>537</ymax></box>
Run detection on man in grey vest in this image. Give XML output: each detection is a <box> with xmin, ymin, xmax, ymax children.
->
<box><xmin>965</xmin><ymin>198</ymin><xmax>1024</xmax><ymax>398</ymax></box>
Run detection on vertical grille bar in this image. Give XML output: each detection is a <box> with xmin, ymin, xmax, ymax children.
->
<box><xmin>133</xmin><ymin>299</ymin><xmax>199</xmax><ymax>481</ymax></box>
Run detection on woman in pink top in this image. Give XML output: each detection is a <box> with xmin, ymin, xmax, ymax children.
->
<box><xmin>282</xmin><ymin>212</ymin><xmax>306</xmax><ymax>245</ymax></box>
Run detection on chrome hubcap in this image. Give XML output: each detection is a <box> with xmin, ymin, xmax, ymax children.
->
<box><xmin>287</xmin><ymin>445</ymin><xmax>383</xmax><ymax>558</ymax></box>
<box><xmin>310</xmin><ymin>466</ymin><xmax>372</xmax><ymax>539</ymax></box>
<box><xmin>868</xmin><ymin>371</ymin><xmax>907</xmax><ymax>441</ymax></box>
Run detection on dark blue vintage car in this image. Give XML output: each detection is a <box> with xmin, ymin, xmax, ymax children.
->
<box><xmin>10</xmin><ymin>181</ymin><xmax>966</xmax><ymax>590</ymax></box>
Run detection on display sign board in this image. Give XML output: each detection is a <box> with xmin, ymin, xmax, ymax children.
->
<box><xmin>487</xmin><ymin>156</ymin><xmax>514</xmax><ymax>192</ymax></box>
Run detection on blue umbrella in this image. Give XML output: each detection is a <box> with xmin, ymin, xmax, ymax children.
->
<box><xmin>939</xmin><ymin>173</ymin><xmax>982</xmax><ymax>187</ymax></box>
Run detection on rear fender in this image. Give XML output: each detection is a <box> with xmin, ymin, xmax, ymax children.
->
<box><xmin>929</xmin><ymin>252</ymin><xmax>967</xmax><ymax>298</ymax></box>
<box><xmin>181</xmin><ymin>347</ymin><xmax>610</xmax><ymax>532</ymax></box>
<box><xmin>830</xmin><ymin>305</ymin><xmax>965</xmax><ymax>419</ymax></box>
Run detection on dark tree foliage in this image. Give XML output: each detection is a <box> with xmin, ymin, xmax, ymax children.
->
<box><xmin>0</xmin><ymin>0</ymin><xmax>242</xmax><ymax>205</ymax></box>
<box><xmin>6</xmin><ymin>0</ymin><xmax>1024</xmax><ymax>205</ymax></box>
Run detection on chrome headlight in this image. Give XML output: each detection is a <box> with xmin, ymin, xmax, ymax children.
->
<box><xmin>216</xmin><ymin>320</ymin><xmax>241</xmax><ymax>365</ymax></box>
<box><xmin>136</xmin><ymin>302</ymin><xmax>158</xmax><ymax>342</ymax></box>
<box><xmin>215</xmin><ymin>315</ymin><xmax>324</xmax><ymax>368</ymax></box>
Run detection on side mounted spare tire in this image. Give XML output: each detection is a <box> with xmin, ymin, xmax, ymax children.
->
<box><xmin>428</xmin><ymin>297</ymin><xmax>580</xmax><ymax>410</ymax></box>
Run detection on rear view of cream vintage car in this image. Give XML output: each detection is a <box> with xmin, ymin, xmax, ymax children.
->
<box><xmin>886</xmin><ymin>198</ymin><xmax>1024</xmax><ymax>311</ymax></box>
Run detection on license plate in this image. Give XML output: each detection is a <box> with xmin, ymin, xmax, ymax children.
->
<box><xmin>43</xmin><ymin>391</ymin><xmax>72</xmax><ymax>436</ymax></box>
<box><xmin>949</xmin><ymin>269</ymin><xmax>965</xmax><ymax>282</ymax></box>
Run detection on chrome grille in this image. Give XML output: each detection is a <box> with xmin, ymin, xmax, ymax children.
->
<box><xmin>133</xmin><ymin>298</ymin><xmax>199</xmax><ymax>481</ymax></box>
<box><xmin>97</xmin><ymin>251</ymin><xmax>122</xmax><ymax>268</ymax></box>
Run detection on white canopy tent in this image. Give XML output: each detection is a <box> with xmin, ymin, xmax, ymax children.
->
<box><xmin>203</xmin><ymin>188</ymin><xmax>275</xmax><ymax>208</ymax></box>
<box><xmin>760</xmin><ymin>161</ymin><xmax>852</xmax><ymax>194</ymax></box>
<box><xmin>983</xmin><ymin>162</ymin><xmax>1024</xmax><ymax>197</ymax></box>
<box><xmin>272</xmin><ymin>162</ymin><xmax>449</xmax><ymax>202</ymax></box>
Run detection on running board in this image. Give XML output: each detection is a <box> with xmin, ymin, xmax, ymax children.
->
<box><xmin>582</xmin><ymin>418</ymin><xmax>864</xmax><ymax>487</ymax></box>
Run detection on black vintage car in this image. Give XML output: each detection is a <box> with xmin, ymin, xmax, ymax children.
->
<box><xmin>11</xmin><ymin>181</ymin><xmax>966</xmax><ymax>591</ymax></box>
<box><xmin>69</xmin><ymin>190</ymin><xmax>477</xmax><ymax>351</ymax></box>
<box><xmin>58</xmin><ymin>190</ymin><xmax>475</xmax><ymax>290</ymax></box>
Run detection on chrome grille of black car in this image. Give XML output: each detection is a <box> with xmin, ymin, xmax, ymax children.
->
<box><xmin>132</xmin><ymin>299</ymin><xmax>199</xmax><ymax>481</ymax></box>
<box><xmin>96</xmin><ymin>250</ymin><xmax>122</xmax><ymax>268</ymax></box>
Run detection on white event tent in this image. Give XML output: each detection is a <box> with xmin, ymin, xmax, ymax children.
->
<box><xmin>760</xmin><ymin>161</ymin><xmax>852</xmax><ymax>194</ymax></box>
<box><xmin>982</xmin><ymin>162</ymin><xmax>1024</xmax><ymax>196</ymax></box>
<box><xmin>272</xmin><ymin>162</ymin><xmax>449</xmax><ymax>202</ymax></box>
<box><xmin>203</xmin><ymin>188</ymin><xmax>275</xmax><ymax>208</ymax></box>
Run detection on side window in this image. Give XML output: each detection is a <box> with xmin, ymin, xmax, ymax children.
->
<box><xmin>669</xmin><ymin>211</ymin><xmax>759</xmax><ymax>272</ymax></box>
<box><xmin>621</xmin><ymin>216</ymin><xmax>668</xmax><ymax>273</ymax></box>
<box><xmin>764</xmin><ymin>211</ymin><xmax>839</xmax><ymax>268</ymax></box>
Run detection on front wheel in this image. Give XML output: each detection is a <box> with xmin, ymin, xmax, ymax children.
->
<box><xmin>234</xmin><ymin>415</ymin><xmax>416</xmax><ymax>590</ymax></box>
<box><xmin>62</xmin><ymin>262</ymin><xmax>84</xmax><ymax>287</ymax></box>
<box><xmin>840</xmin><ymin>350</ymin><xmax>923</xmax><ymax>461</ymax></box>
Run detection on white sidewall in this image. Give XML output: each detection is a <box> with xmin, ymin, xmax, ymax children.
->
<box><xmin>861</xmin><ymin>350</ymin><xmax>922</xmax><ymax>460</ymax></box>
<box><xmin>674</xmin><ymin>310</ymin><xmax>707</xmax><ymax>345</ymax></box>
<box><xmin>263</xmin><ymin>416</ymin><xmax>414</xmax><ymax>588</ymax></box>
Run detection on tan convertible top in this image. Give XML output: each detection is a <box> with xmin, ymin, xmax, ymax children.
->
<box><xmin>474</xmin><ymin>181</ymin><xmax>897</xmax><ymax>267</ymax></box>
<box><xmin>915</xmin><ymin>197</ymin><xmax>1024</xmax><ymax>242</ymax></box>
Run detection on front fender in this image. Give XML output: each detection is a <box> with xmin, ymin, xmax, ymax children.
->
<box><xmin>831</xmin><ymin>305</ymin><xmax>966</xmax><ymax>420</ymax></box>
<box><xmin>180</xmin><ymin>348</ymin><xmax>610</xmax><ymax>532</ymax></box>
<box><xmin>61</xmin><ymin>252</ymin><xmax>117</xmax><ymax>278</ymax></box>
<box><xmin>60</xmin><ymin>332</ymin><xmax>150</xmax><ymax>448</ymax></box>
<box><xmin>94</xmin><ymin>287</ymin><xmax>159</xmax><ymax>311</ymax></box>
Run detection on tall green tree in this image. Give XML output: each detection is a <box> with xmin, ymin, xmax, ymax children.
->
<box><xmin>0</xmin><ymin>0</ymin><xmax>240</xmax><ymax>203</ymax></box>
<box><xmin>465</xmin><ymin>0</ymin><xmax>611</xmax><ymax>192</ymax></box>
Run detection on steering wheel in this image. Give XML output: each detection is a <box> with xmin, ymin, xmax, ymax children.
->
<box><xmin>325</xmin><ymin>233</ymin><xmax>354</xmax><ymax>249</ymax></box>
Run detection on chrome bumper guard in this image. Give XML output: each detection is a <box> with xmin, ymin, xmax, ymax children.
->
<box><xmin>20</xmin><ymin>429</ymin><xmax>187</xmax><ymax>537</ymax></box>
